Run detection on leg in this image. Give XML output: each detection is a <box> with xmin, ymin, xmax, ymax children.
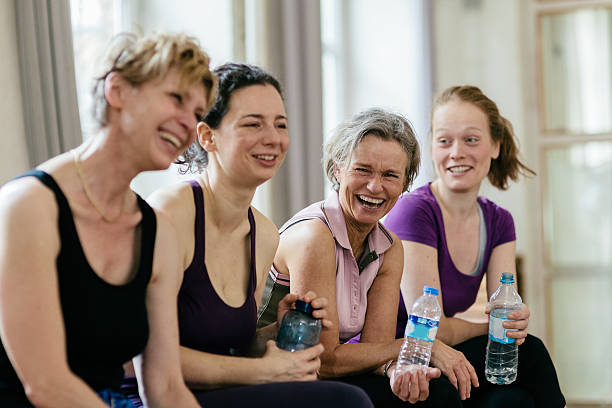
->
<box><xmin>335</xmin><ymin>373</ymin><xmax>462</xmax><ymax>407</ymax></box>
<box><xmin>454</xmin><ymin>334</ymin><xmax>565</xmax><ymax>408</ymax></box>
<box><xmin>193</xmin><ymin>381</ymin><xmax>374</xmax><ymax>408</ymax></box>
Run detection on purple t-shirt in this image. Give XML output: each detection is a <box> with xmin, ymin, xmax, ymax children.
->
<box><xmin>384</xmin><ymin>183</ymin><xmax>516</xmax><ymax>318</ymax></box>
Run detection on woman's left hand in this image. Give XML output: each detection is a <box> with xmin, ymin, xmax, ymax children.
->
<box><xmin>504</xmin><ymin>303</ymin><xmax>530</xmax><ymax>346</ymax></box>
<box><xmin>277</xmin><ymin>291</ymin><xmax>333</xmax><ymax>329</ymax></box>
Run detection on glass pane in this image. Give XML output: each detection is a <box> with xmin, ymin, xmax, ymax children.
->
<box><xmin>543</xmin><ymin>142</ymin><xmax>612</xmax><ymax>267</ymax></box>
<box><xmin>540</xmin><ymin>8</ymin><xmax>612</xmax><ymax>134</ymax></box>
<box><xmin>551</xmin><ymin>275</ymin><xmax>612</xmax><ymax>403</ymax></box>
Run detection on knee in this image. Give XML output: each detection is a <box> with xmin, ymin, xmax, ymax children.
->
<box><xmin>333</xmin><ymin>383</ymin><xmax>374</xmax><ymax>408</ymax></box>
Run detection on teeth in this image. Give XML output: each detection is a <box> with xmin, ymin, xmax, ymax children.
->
<box><xmin>255</xmin><ymin>155</ymin><xmax>275</xmax><ymax>161</ymax></box>
<box><xmin>160</xmin><ymin>131</ymin><xmax>181</xmax><ymax>148</ymax></box>
<box><xmin>358</xmin><ymin>195</ymin><xmax>384</xmax><ymax>205</ymax></box>
<box><xmin>449</xmin><ymin>166</ymin><xmax>470</xmax><ymax>173</ymax></box>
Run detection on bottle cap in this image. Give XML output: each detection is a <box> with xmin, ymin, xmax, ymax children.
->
<box><xmin>294</xmin><ymin>299</ymin><xmax>314</xmax><ymax>316</ymax></box>
<box><xmin>500</xmin><ymin>272</ymin><xmax>514</xmax><ymax>283</ymax></box>
<box><xmin>423</xmin><ymin>286</ymin><xmax>439</xmax><ymax>296</ymax></box>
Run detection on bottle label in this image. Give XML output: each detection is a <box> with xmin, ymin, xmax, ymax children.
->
<box><xmin>488</xmin><ymin>315</ymin><xmax>516</xmax><ymax>344</ymax></box>
<box><xmin>405</xmin><ymin>314</ymin><xmax>439</xmax><ymax>342</ymax></box>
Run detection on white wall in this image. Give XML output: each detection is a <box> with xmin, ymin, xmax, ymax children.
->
<box><xmin>0</xmin><ymin>0</ymin><xmax>29</xmax><ymax>184</ymax></box>
<box><xmin>433</xmin><ymin>0</ymin><xmax>543</xmax><ymax>336</ymax></box>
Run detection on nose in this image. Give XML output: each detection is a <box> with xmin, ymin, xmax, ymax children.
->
<box><xmin>366</xmin><ymin>175</ymin><xmax>383</xmax><ymax>193</ymax></box>
<box><xmin>178</xmin><ymin>109</ymin><xmax>198</xmax><ymax>142</ymax></box>
<box><xmin>449</xmin><ymin>140</ymin><xmax>465</xmax><ymax>159</ymax></box>
<box><xmin>262</xmin><ymin>124</ymin><xmax>287</xmax><ymax>148</ymax></box>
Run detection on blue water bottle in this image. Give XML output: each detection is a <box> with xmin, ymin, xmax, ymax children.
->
<box><xmin>276</xmin><ymin>299</ymin><xmax>322</xmax><ymax>352</ymax></box>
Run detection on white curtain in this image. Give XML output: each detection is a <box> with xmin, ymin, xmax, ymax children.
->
<box><xmin>14</xmin><ymin>0</ymin><xmax>82</xmax><ymax>166</ymax></box>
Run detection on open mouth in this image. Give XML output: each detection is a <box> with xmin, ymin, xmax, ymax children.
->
<box><xmin>448</xmin><ymin>165</ymin><xmax>471</xmax><ymax>174</ymax></box>
<box><xmin>356</xmin><ymin>194</ymin><xmax>385</xmax><ymax>209</ymax></box>
<box><xmin>159</xmin><ymin>131</ymin><xmax>182</xmax><ymax>149</ymax></box>
<box><xmin>253</xmin><ymin>154</ymin><xmax>276</xmax><ymax>161</ymax></box>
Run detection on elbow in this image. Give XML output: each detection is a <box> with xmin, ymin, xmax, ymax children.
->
<box><xmin>23</xmin><ymin>375</ymin><xmax>68</xmax><ymax>407</ymax></box>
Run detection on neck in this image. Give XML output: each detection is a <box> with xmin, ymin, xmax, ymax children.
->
<box><xmin>430</xmin><ymin>179</ymin><xmax>480</xmax><ymax>219</ymax></box>
<box><xmin>73</xmin><ymin>131</ymin><xmax>141</xmax><ymax>216</ymax></box>
<box><xmin>344</xmin><ymin>213</ymin><xmax>375</xmax><ymax>261</ymax></box>
<box><xmin>198</xmin><ymin>166</ymin><xmax>256</xmax><ymax>232</ymax></box>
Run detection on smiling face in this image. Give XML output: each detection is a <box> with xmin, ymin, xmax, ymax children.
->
<box><xmin>431</xmin><ymin>99</ymin><xmax>500</xmax><ymax>194</ymax></box>
<box><xmin>334</xmin><ymin>135</ymin><xmax>409</xmax><ymax>229</ymax></box>
<box><xmin>114</xmin><ymin>67</ymin><xmax>208</xmax><ymax>170</ymax></box>
<box><xmin>203</xmin><ymin>84</ymin><xmax>289</xmax><ymax>187</ymax></box>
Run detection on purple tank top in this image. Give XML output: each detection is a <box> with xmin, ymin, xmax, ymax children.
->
<box><xmin>177</xmin><ymin>180</ymin><xmax>258</xmax><ymax>355</ymax></box>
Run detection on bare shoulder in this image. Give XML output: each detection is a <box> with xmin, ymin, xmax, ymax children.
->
<box><xmin>250</xmin><ymin>207</ymin><xmax>280</xmax><ymax>260</ymax></box>
<box><xmin>379</xmin><ymin>229</ymin><xmax>403</xmax><ymax>275</ymax></box>
<box><xmin>147</xmin><ymin>181</ymin><xmax>195</xmax><ymax>237</ymax></box>
<box><xmin>150</xmin><ymin>210</ymin><xmax>182</xmax><ymax>284</ymax></box>
<box><xmin>0</xmin><ymin>177</ymin><xmax>58</xmax><ymax>228</ymax></box>
<box><xmin>278</xmin><ymin>218</ymin><xmax>335</xmax><ymax>259</ymax></box>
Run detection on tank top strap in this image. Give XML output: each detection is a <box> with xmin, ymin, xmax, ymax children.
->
<box><xmin>16</xmin><ymin>169</ymin><xmax>72</xmax><ymax>219</ymax></box>
<box><xmin>134</xmin><ymin>194</ymin><xmax>156</xmax><ymax>285</ymax></box>
<box><xmin>247</xmin><ymin>207</ymin><xmax>256</xmax><ymax>295</ymax></box>
<box><xmin>188</xmin><ymin>180</ymin><xmax>206</xmax><ymax>264</ymax></box>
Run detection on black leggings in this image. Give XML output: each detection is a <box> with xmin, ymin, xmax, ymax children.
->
<box><xmin>334</xmin><ymin>373</ymin><xmax>462</xmax><ymax>407</ymax></box>
<box><xmin>454</xmin><ymin>334</ymin><xmax>566</xmax><ymax>408</ymax></box>
<box><xmin>192</xmin><ymin>380</ymin><xmax>374</xmax><ymax>408</ymax></box>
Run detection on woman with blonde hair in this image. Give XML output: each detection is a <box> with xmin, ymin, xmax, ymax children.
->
<box><xmin>0</xmin><ymin>32</ymin><xmax>215</xmax><ymax>407</ymax></box>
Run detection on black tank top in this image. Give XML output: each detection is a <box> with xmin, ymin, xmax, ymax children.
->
<box><xmin>177</xmin><ymin>180</ymin><xmax>258</xmax><ymax>355</ymax></box>
<box><xmin>0</xmin><ymin>170</ymin><xmax>154</xmax><ymax>404</ymax></box>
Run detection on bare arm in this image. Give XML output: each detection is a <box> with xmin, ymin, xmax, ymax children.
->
<box><xmin>147</xmin><ymin>185</ymin><xmax>320</xmax><ymax>389</ymax></box>
<box><xmin>400</xmin><ymin>240</ymin><xmax>487</xmax><ymax>346</ymax></box>
<box><xmin>400</xmin><ymin>240</ymin><xmax>481</xmax><ymax>400</ymax></box>
<box><xmin>134</xmin><ymin>214</ymin><xmax>199</xmax><ymax>408</ymax></box>
<box><xmin>284</xmin><ymin>220</ymin><xmax>403</xmax><ymax>377</ymax></box>
<box><xmin>0</xmin><ymin>179</ymin><xmax>108</xmax><ymax>408</ymax></box>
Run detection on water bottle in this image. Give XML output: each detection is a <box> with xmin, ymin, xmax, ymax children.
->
<box><xmin>395</xmin><ymin>286</ymin><xmax>441</xmax><ymax>374</ymax></box>
<box><xmin>485</xmin><ymin>272</ymin><xmax>522</xmax><ymax>385</ymax></box>
<box><xmin>276</xmin><ymin>299</ymin><xmax>322</xmax><ymax>351</ymax></box>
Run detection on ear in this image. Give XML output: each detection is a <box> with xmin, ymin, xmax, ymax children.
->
<box><xmin>333</xmin><ymin>164</ymin><xmax>342</xmax><ymax>184</ymax></box>
<box><xmin>197</xmin><ymin>122</ymin><xmax>216</xmax><ymax>152</ymax></box>
<box><xmin>104</xmin><ymin>72</ymin><xmax>128</xmax><ymax>109</ymax></box>
<box><xmin>491</xmin><ymin>139</ymin><xmax>501</xmax><ymax>160</ymax></box>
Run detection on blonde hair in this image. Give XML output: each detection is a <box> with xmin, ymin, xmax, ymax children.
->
<box><xmin>92</xmin><ymin>32</ymin><xmax>217</xmax><ymax>128</ymax></box>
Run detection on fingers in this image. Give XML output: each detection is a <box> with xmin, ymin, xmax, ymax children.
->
<box><xmin>294</xmin><ymin>343</ymin><xmax>324</xmax><ymax>360</ymax></box>
<box><xmin>414</xmin><ymin>368</ymin><xmax>429</xmax><ymax>403</ymax></box>
<box><xmin>467</xmin><ymin>360</ymin><xmax>479</xmax><ymax>388</ymax></box>
<box><xmin>425</xmin><ymin>367</ymin><xmax>441</xmax><ymax>380</ymax></box>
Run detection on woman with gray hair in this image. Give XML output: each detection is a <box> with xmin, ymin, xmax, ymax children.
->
<box><xmin>258</xmin><ymin>108</ymin><xmax>461</xmax><ymax>407</ymax></box>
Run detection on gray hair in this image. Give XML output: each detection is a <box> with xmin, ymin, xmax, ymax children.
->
<box><xmin>323</xmin><ymin>108</ymin><xmax>420</xmax><ymax>192</ymax></box>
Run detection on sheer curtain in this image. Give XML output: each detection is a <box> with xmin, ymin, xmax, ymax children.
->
<box><xmin>247</xmin><ymin>0</ymin><xmax>325</xmax><ymax>226</ymax></box>
<box><xmin>14</xmin><ymin>0</ymin><xmax>82</xmax><ymax>166</ymax></box>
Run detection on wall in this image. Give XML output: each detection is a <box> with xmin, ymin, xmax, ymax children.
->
<box><xmin>433</xmin><ymin>0</ymin><xmax>543</xmax><ymax>336</ymax></box>
<box><xmin>0</xmin><ymin>0</ymin><xmax>29</xmax><ymax>184</ymax></box>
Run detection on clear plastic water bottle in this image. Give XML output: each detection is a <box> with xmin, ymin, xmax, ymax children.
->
<box><xmin>276</xmin><ymin>299</ymin><xmax>322</xmax><ymax>351</ymax></box>
<box><xmin>395</xmin><ymin>286</ymin><xmax>441</xmax><ymax>374</ymax></box>
<box><xmin>485</xmin><ymin>272</ymin><xmax>522</xmax><ymax>385</ymax></box>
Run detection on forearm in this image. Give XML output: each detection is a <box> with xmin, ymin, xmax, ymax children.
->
<box><xmin>145</xmin><ymin>378</ymin><xmax>199</xmax><ymax>408</ymax></box>
<box><xmin>436</xmin><ymin>316</ymin><xmax>488</xmax><ymax>346</ymax></box>
<box><xmin>180</xmin><ymin>346</ymin><xmax>271</xmax><ymax>389</ymax></box>
<box><xmin>24</xmin><ymin>372</ymin><xmax>108</xmax><ymax>408</ymax></box>
<box><xmin>319</xmin><ymin>338</ymin><xmax>403</xmax><ymax>378</ymax></box>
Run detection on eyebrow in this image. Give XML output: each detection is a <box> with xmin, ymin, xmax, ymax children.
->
<box><xmin>352</xmin><ymin>162</ymin><xmax>401</xmax><ymax>173</ymax></box>
<box><xmin>240</xmin><ymin>114</ymin><xmax>288</xmax><ymax>121</ymax></box>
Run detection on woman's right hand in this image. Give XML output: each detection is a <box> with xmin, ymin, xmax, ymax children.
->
<box><xmin>261</xmin><ymin>340</ymin><xmax>323</xmax><ymax>382</ymax></box>
<box><xmin>430</xmin><ymin>339</ymin><xmax>479</xmax><ymax>400</ymax></box>
<box><xmin>389</xmin><ymin>364</ymin><xmax>440</xmax><ymax>403</ymax></box>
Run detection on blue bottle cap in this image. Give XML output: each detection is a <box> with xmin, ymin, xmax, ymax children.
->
<box><xmin>294</xmin><ymin>299</ymin><xmax>314</xmax><ymax>316</ymax></box>
<box><xmin>423</xmin><ymin>286</ymin><xmax>439</xmax><ymax>296</ymax></box>
<box><xmin>500</xmin><ymin>272</ymin><xmax>514</xmax><ymax>283</ymax></box>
